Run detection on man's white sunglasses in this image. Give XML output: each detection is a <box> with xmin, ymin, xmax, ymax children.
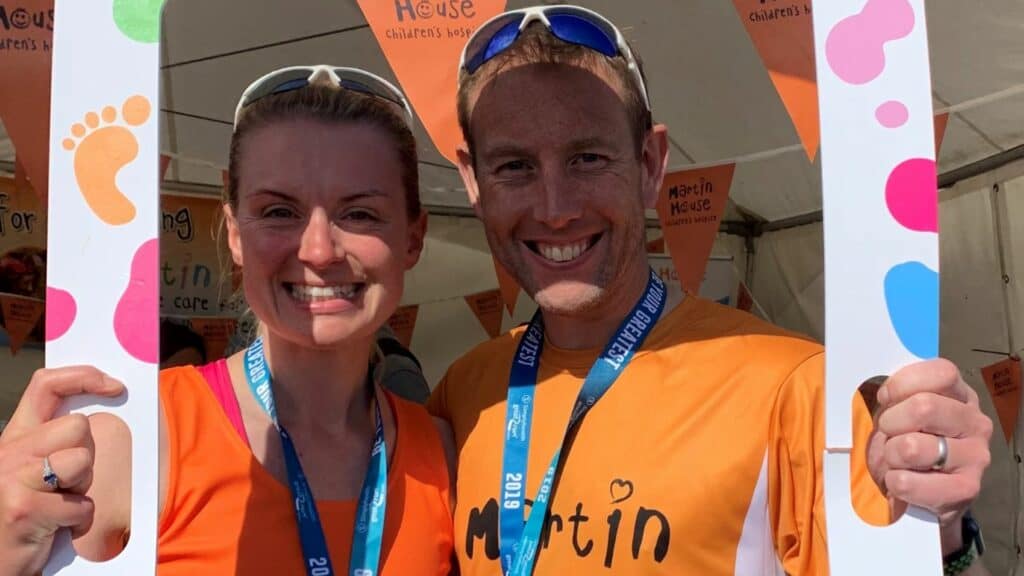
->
<box><xmin>458</xmin><ymin>5</ymin><xmax>651</xmax><ymax>111</ymax></box>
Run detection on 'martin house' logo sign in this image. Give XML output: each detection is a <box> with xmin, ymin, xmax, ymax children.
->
<box><xmin>0</xmin><ymin>5</ymin><xmax>53</xmax><ymax>31</ymax></box>
<box><xmin>394</xmin><ymin>0</ymin><xmax>477</xmax><ymax>22</ymax></box>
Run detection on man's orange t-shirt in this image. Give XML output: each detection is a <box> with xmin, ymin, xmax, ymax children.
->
<box><xmin>429</xmin><ymin>296</ymin><xmax>888</xmax><ymax>575</ymax></box>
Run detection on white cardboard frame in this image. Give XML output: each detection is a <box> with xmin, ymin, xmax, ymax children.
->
<box><xmin>44</xmin><ymin>0</ymin><xmax>161</xmax><ymax>573</ymax></box>
<box><xmin>814</xmin><ymin>0</ymin><xmax>942</xmax><ymax>573</ymax></box>
<box><xmin>41</xmin><ymin>0</ymin><xmax>942</xmax><ymax>573</ymax></box>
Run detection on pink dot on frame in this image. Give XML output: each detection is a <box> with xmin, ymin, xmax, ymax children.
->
<box><xmin>876</xmin><ymin>101</ymin><xmax>909</xmax><ymax>128</ymax></box>
<box><xmin>886</xmin><ymin>157</ymin><xmax>937</xmax><ymax>233</ymax></box>
<box><xmin>45</xmin><ymin>287</ymin><xmax>77</xmax><ymax>341</ymax></box>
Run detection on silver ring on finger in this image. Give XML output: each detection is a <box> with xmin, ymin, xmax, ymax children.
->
<box><xmin>930</xmin><ymin>435</ymin><xmax>948</xmax><ymax>471</ymax></box>
<box><xmin>42</xmin><ymin>455</ymin><xmax>60</xmax><ymax>491</ymax></box>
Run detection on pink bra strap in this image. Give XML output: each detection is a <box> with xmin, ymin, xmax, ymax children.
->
<box><xmin>196</xmin><ymin>359</ymin><xmax>250</xmax><ymax>449</ymax></box>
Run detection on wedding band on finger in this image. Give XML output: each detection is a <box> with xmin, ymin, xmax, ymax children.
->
<box><xmin>42</xmin><ymin>455</ymin><xmax>60</xmax><ymax>491</ymax></box>
<box><xmin>931</xmin><ymin>435</ymin><xmax>949</xmax><ymax>471</ymax></box>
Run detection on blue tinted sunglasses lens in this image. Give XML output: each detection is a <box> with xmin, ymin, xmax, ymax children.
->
<box><xmin>547</xmin><ymin>13</ymin><xmax>617</xmax><ymax>57</ymax></box>
<box><xmin>466</xmin><ymin>16</ymin><xmax>524</xmax><ymax>73</ymax></box>
<box><xmin>339</xmin><ymin>78</ymin><xmax>403</xmax><ymax>108</ymax></box>
<box><xmin>269</xmin><ymin>77</ymin><xmax>311</xmax><ymax>96</ymax></box>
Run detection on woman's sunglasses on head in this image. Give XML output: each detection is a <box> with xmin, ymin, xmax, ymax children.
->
<box><xmin>233</xmin><ymin>65</ymin><xmax>415</xmax><ymax>130</ymax></box>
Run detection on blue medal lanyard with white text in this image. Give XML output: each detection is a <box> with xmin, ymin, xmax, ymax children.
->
<box><xmin>244</xmin><ymin>337</ymin><xmax>388</xmax><ymax>576</ymax></box>
<box><xmin>498</xmin><ymin>269</ymin><xmax>667</xmax><ymax>576</ymax></box>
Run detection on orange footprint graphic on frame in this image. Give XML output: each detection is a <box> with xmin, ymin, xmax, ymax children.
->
<box><xmin>62</xmin><ymin>95</ymin><xmax>151</xmax><ymax>226</ymax></box>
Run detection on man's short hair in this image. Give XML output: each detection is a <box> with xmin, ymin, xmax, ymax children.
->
<box><xmin>456</xmin><ymin>23</ymin><xmax>653</xmax><ymax>160</ymax></box>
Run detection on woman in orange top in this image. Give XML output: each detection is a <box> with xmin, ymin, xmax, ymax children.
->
<box><xmin>0</xmin><ymin>66</ymin><xmax>455</xmax><ymax>575</ymax></box>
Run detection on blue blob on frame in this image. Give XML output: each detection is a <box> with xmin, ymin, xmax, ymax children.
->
<box><xmin>884</xmin><ymin>261</ymin><xmax>939</xmax><ymax>359</ymax></box>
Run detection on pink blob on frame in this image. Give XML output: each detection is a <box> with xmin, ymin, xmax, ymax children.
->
<box><xmin>886</xmin><ymin>158</ymin><xmax>938</xmax><ymax>233</ymax></box>
<box><xmin>45</xmin><ymin>287</ymin><xmax>77</xmax><ymax>341</ymax></box>
<box><xmin>826</xmin><ymin>0</ymin><xmax>916</xmax><ymax>85</ymax></box>
<box><xmin>876</xmin><ymin>101</ymin><xmax>909</xmax><ymax>128</ymax></box>
<box><xmin>114</xmin><ymin>238</ymin><xmax>160</xmax><ymax>364</ymax></box>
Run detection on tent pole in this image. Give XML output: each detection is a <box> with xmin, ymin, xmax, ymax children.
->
<box><xmin>988</xmin><ymin>182</ymin><xmax>1017</xmax><ymax>356</ymax></box>
<box><xmin>744</xmin><ymin>234</ymin><xmax>756</xmax><ymax>288</ymax></box>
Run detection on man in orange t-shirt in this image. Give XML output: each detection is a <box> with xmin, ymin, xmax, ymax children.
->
<box><xmin>430</xmin><ymin>6</ymin><xmax>993</xmax><ymax>575</ymax></box>
<box><xmin>432</xmin><ymin>296</ymin><xmax>891</xmax><ymax>574</ymax></box>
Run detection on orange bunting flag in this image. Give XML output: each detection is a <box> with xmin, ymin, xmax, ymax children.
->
<box><xmin>933</xmin><ymin>112</ymin><xmax>950</xmax><ymax>157</ymax></box>
<box><xmin>0</xmin><ymin>295</ymin><xmax>44</xmax><ymax>355</ymax></box>
<box><xmin>356</xmin><ymin>0</ymin><xmax>507</xmax><ymax>164</ymax></box>
<box><xmin>981</xmin><ymin>357</ymin><xmax>1021</xmax><ymax>444</ymax></box>
<box><xmin>493</xmin><ymin>255</ymin><xmax>520</xmax><ymax>315</ymax></box>
<box><xmin>0</xmin><ymin>0</ymin><xmax>54</xmax><ymax>202</ymax></box>
<box><xmin>655</xmin><ymin>164</ymin><xmax>736</xmax><ymax>294</ymax></box>
<box><xmin>189</xmin><ymin>318</ymin><xmax>238</xmax><ymax>362</ymax></box>
<box><xmin>465</xmin><ymin>289</ymin><xmax>503</xmax><ymax>338</ymax></box>
<box><xmin>387</xmin><ymin>304</ymin><xmax>419</xmax><ymax>348</ymax></box>
<box><xmin>731</xmin><ymin>0</ymin><xmax>818</xmax><ymax>161</ymax></box>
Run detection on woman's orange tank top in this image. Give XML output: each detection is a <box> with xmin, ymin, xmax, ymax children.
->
<box><xmin>155</xmin><ymin>364</ymin><xmax>454</xmax><ymax>575</ymax></box>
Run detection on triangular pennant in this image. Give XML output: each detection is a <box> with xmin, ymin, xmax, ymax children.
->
<box><xmin>0</xmin><ymin>0</ymin><xmax>54</xmax><ymax>201</ymax></box>
<box><xmin>493</xmin><ymin>256</ymin><xmax>520</xmax><ymax>316</ymax></box>
<box><xmin>160</xmin><ymin>154</ymin><xmax>172</xmax><ymax>182</ymax></box>
<box><xmin>933</xmin><ymin>112</ymin><xmax>950</xmax><ymax>157</ymax></box>
<box><xmin>189</xmin><ymin>318</ymin><xmax>238</xmax><ymax>362</ymax></box>
<box><xmin>646</xmin><ymin>236</ymin><xmax>666</xmax><ymax>254</ymax></box>
<box><xmin>731</xmin><ymin>1</ymin><xmax>818</xmax><ymax>160</ymax></box>
<box><xmin>465</xmin><ymin>289</ymin><xmax>503</xmax><ymax>338</ymax></box>
<box><xmin>356</xmin><ymin>0</ymin><xmax>507</xmax><ymax>164</ymax></box>
<box><xmin>0</xmin><ymin>294</ymin><xmax>45</xmax><ymax>355</ymax></box>
<box><xmin>655</xmin><ymin>164</ymin><xmax>736</xmax><ymax>293</ymax></box>
<box><xmin>981</xmin><ymin>357</ymin><xmax>1021</xmax><ymax>444</ymax></box>
<box><xmin>387</xmin><ymin>304</ymin><xmax>419</xmax><ymax>348</ymax></box>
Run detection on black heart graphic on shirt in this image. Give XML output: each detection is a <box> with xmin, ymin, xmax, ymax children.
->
<box><xmin>609</xmin><ymin>478</ymin><xmax>634</xmax><ymax>504</ymax></box>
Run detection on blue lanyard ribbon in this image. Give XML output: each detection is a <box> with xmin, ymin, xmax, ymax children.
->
<box><xmin>498</xmin><ymin>269</ymin><xmax>667</xmax><ymax>576</ymax></box>
<box><xmin>244</xmin><ymin>338</ymin><xmax>388</xmax><ymax>576</ymax></box>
